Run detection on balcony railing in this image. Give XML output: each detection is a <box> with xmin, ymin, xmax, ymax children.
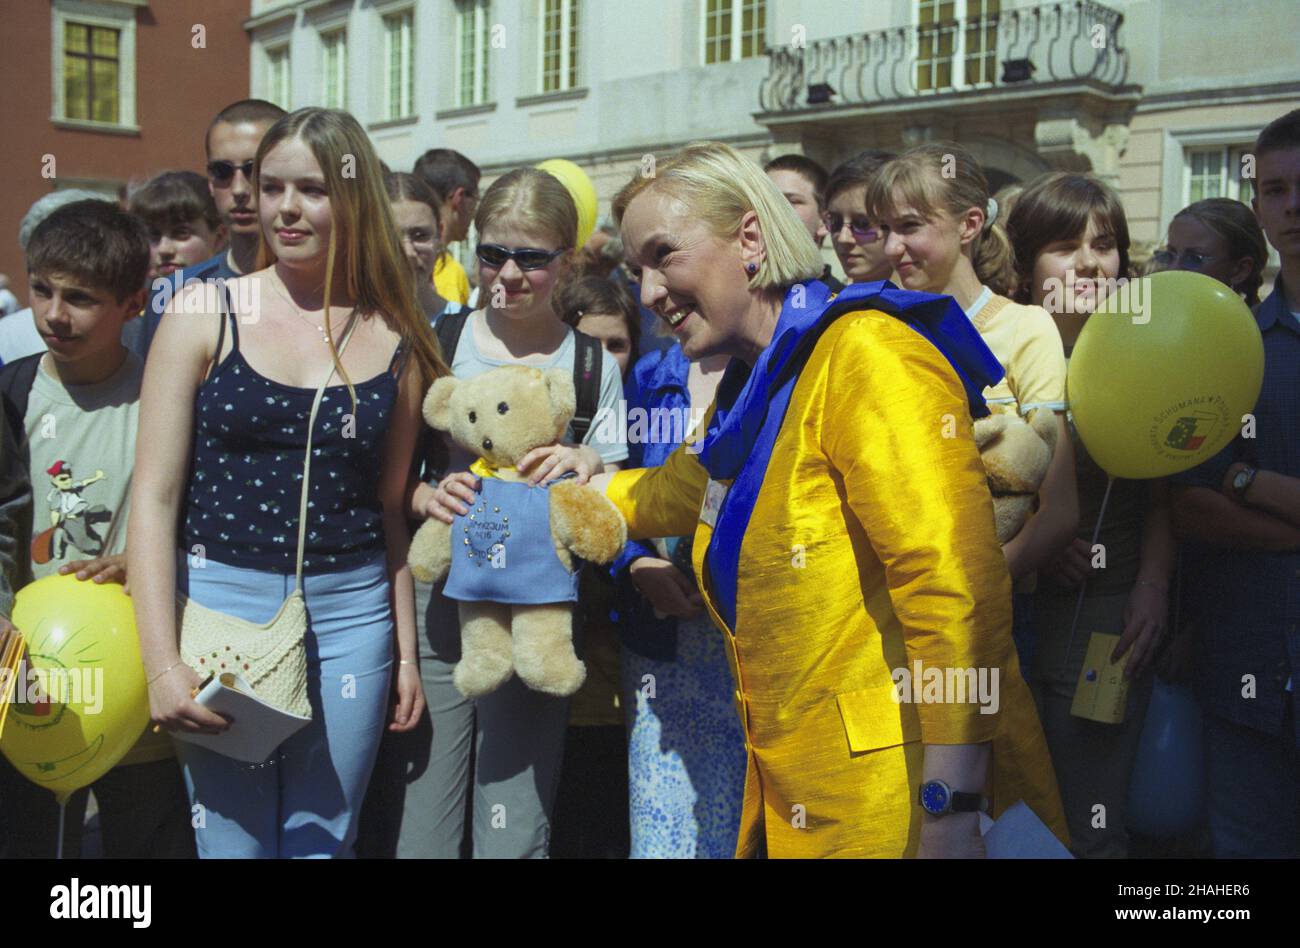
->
<box><xmin>758</xmin><ymin>1</ymin><xmax>1129</xmax><ymax>114</ymax></box>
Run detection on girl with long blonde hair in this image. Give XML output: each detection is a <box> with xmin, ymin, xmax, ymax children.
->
<box><xmin>130</xmin><ymin>108</ymin><xmax>445</xmax><ymax>857</ymax></box>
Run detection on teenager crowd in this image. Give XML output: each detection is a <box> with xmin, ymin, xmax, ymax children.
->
<box><xmin>0</xmin><ymin>98</ymin><xmax>1296</xmax><ymax>860</ymax></box>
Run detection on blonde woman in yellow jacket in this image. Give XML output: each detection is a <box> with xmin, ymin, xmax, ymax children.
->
<box><xmin>590</xmin><ymin>143</ymin><xmax>1068</xmax><ymax>858</ymax></box>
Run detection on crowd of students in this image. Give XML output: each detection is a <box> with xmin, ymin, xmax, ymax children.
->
<box><xmin>0</xmin><ymin>97</ymin><xmax>1296</xmax><ymax>859</ymax></box>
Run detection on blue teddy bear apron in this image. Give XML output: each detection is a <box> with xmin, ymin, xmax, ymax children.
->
<box><xmin>443</xmin><ymin>474</ymin><xmax>581</xmax><ymax>605</ymax></box>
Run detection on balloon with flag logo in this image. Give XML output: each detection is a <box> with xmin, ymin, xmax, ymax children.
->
<box><xmin>536</xmin><ymin>158</ymin><xmax>598</xmax><ymax>248</ymax></box>
<box><xmin>1067</xmin><ymin>271</ymin><xmax>1265</xmax><ymax>479</ymax></box>
<box><xmin>0</xmin><ymin>574</ymin><xmax>149</xmax><ymax>803</ymax></box>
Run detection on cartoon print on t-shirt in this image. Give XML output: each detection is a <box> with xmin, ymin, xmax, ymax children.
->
<box><xmin>42</xmin><ymin>460</ymin><xmax>112</xmax><ymax>558</ymax></box>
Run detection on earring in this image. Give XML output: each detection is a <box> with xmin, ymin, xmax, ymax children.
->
<box><xmin>745</xmin><ymin>262</ymin><xmax>758</xmax><ymax>275</ymax></box>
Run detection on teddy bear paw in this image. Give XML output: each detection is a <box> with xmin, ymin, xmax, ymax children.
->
<box><xmin>516</xmin><ymin>654</ymin><xmax>587</xmax><ymax>697</ymax></box>
<box><xmin>453</xmin><ymin>652</ymin><xmax>515</xmax><ymax>698</ymax></box>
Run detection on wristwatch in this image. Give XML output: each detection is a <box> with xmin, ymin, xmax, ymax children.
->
<box><xmin>918</xmin><ymin>779</ymin><xmax>988</xmax><ymax>817</ymax></box>
<box><xmin>1231</xmin><ymin>465</ymin><xmax>1258</xmax><ymax>503</ymax></box>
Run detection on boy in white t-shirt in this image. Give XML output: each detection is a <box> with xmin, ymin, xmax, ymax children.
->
<box><xmin>0</xmin><ymin>200</ymin><xmax>193</xmax><ymax>858</ymax></box>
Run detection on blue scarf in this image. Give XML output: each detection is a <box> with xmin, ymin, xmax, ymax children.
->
<box><xmin>695</xmin><ymin>279</ymin><xmax>1004</xmax><ymax>632</ymax></box>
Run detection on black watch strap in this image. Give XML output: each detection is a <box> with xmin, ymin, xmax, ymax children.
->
<box><xmin>950</xmin><ymin>790</ymin><xmax>985</xmax><ymax>813</ymax></box>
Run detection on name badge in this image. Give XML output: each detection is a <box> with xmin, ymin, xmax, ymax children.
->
<box><xmin>700</xmin><ymin>479</ymin><xmax>729</xmax><ymax>528</ymax></box>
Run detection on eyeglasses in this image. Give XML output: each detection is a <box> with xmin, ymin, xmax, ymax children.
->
<box><xmin>821</xmin><ymin>213</ymin><xmax>879</xmax><ymax>243</ymax></box>
<box><xmin>400</xmin><ymin>228</ymin><xmax>439</xmax><ymax>249</ymax></box>
<box><xmin>207</xmin><ymin>160</ymin><xmax>256</xmax><ymax>185</ymax></box>
<box><xmin>1151</xmin><ymin>248</ymin><xmax>1215</xmax><ymax>271</ymax></box>
<box><xmin>475</xmin><ymin>243</ymin><xmax>566</xmax><ymax>271</ymax></box>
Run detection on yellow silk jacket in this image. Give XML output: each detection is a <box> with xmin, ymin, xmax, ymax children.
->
<box><xmin>606</xmin><ymin>309</ymin><xmax>1068</xmax><ymax>858</ymax></box>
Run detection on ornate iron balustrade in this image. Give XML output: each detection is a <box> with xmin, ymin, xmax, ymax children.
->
<box><xmin>758</xmin><ymin>1</ymin><xmax>1129</xmax><ymax>114</ymax></box>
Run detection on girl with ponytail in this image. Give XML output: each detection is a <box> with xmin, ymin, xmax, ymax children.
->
<box><xmin>864</xmin><ymin>144</ymin><xmax>1077</xmax><ymax>591</ymax></box>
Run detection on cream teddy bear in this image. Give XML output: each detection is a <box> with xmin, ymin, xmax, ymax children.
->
<box><xmin>973</xmin><ymin>408</ymin><xmax>1061</xmax><ymax>543</ymax></box>
<box><xmin>407</xmin><ymin>365</ymin><xmax>627</xmax><ymax>698</ymax></box>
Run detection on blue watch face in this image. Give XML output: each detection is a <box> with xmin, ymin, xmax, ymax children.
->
<box><xmin>921</xmin><ymin>782</ymin><xmax>950</xmax><ymax>814</ymax></box>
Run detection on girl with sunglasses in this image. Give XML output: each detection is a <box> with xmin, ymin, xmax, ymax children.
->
<box><xmin>865</xmin><ymin>146</ymin><xmax>1078</xmax><ymax>617</ymax></box>
<box><xmin>822</xmin><ymin>150</ymin><xmax>895</xmax><ymax>284</ymax></box>
<box><xmin>390</xmin><ymin>167</ymin><xmax>628</xmax><ymax>858</ymax></box>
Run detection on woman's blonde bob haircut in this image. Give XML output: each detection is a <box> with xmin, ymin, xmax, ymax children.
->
<box><xmin>611</xmin><ymin>141</ymin><xmax>824</xmax><ymax>291</ymax></box>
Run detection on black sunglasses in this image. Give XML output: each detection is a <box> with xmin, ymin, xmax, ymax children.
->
<box><xmin>475</xmin><ymin>243</ymin><xmax>567</xmax><ymax>271</ymax></box>
<box><xmin>207</xmin><ymin>159</ymin><xmax>255</xmax><ymax>184</ymax></box>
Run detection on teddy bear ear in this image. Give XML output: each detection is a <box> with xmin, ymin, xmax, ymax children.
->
<box><xmin>542</xmin><ymin>368</ymin><xmax>577</xmax><ymax>429</ymax></box>
<box><xmin>424</xmin><ymin>376</ymin><xmax>458</xmax><ymax>431</ymax></box>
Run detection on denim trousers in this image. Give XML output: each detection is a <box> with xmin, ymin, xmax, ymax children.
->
<box><xmin>174</xmin><ymin>552</ymin><xmax>393</xmax><ymax>858</ymax></box>
<box><xmin>1203</xmin><ymin>700</ymin><xmax>1300</xmax><ymax>858</ymax></box>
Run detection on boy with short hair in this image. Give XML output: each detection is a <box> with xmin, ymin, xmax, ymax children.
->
<box><xmin>764</xmin><ymin>153</ymin><xmax>830</xmax><ymax>248</ymax></box>
<box><xmin>0</xmin><ymin>200</ymin><xmax>194</xmax><ymax>858</ymax></box>
<box><xmin>412</xmin><ymin>148</ymin><xmax>481</xmax><ymax>305</ymax></box>
<box><xmin>127</xmin><ymin>98</ymin><xmax>286</xmax><ymax>358</ymax></box>
<box><xmin>1170</xmin><ymin>108</ymin><xmax>1300</xmax><ymax>858</ymax></box>
<box><xmin>128</xmin><ymin>170</ymin><xmax>226</xmax><ymax>287</ymax></box>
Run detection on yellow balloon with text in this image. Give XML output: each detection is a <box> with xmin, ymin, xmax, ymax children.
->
<box><xmin>1067</xmin><ymin>271</ymin><xmax>1265</xmax><ymax>479</ymax></box>
<box><xmin>536</xmin><ymin>158</ymin><xmax>598</xmax><ymax>248</ymax></box>
<box><xmin>0</xmin><ymin>574</ymin><xmax>149</xmax><ymax>803</ymax></box>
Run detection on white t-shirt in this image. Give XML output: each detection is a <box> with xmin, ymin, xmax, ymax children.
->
<box><xmin>24</xmin><ymin>352</ymin><xmax>142</xmax><ymax>578</ymax></box>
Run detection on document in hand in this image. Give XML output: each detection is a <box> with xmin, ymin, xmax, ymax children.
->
<box><xmin>172</xmin><ymin>672</ymin><xmax>311</xmax><ymax>763</ymax></box>
<box><xmin>980</xmin><ymin>801</ymin><xmax>1074</xmax><ymax>859</ymax></box>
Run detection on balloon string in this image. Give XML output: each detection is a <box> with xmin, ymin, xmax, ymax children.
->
<box><xmin>56</xmin><ymin>796</ymin><xmax>67</xmax><ymax>860</ymax></box>
<box><xmin>1060</xmin><ymin>474</ymin><xmax>1115</xmax><ymax>683</ymax></box>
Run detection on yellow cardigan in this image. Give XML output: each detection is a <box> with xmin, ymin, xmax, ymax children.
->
<box><xmin>606</xmin><ymin>308</ymin><xmax>1068</xmax><ymax>857</ymax></box>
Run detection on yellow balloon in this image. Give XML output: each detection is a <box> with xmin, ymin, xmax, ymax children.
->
<box><xmin>536</xmin><ymin>158</ymin><xmax>598</xmax><ymax>247</ymax></box>
<box><xmin>1</xmin><ymin>575</ymin><xmax>149</xmax><ymax>802</ymax></box>
<box><xmin>1068</xmin><ymin>271</ymin><xmax>1265</xmax><ymax>479</ymax></box>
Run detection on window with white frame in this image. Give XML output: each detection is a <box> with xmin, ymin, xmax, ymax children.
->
<box><xmin>384</xmin><ymin>9</ymin><xmax>415</xmax><ymax>119</ymax></box>
<box><xmin>266</xmin><ymin>44</ymin><xmax>291</xmax><ymax>110</ymax></box>
<box><xmin>456</xmin><ymin>0</ymin><xmax>491</xmax><ymax>107</ymax></box>
<box><xmin>321</xmin><ymin>29</ymin><xmax>347</xmax><ymax>110</ymax></box>
<box><xmin>703</xmin><ymin>0</ymin><xmax>766</xmax><ymax>64</ymax></box>
<box><xmin>51</xmin><ymin>1</ymin><xmax>137</xmax><ymax>128</ymax></box>
<box><xmin>539</xmin><ymin>0</ymin><xmax>579</xmax><ymax>93</ymax></box>
<box><xmin>916</xmin><ymin>0</ymin><xmax>1000</xmax><ymax>93</ymax></box>
<box><xmin>1184</xmin><ymin>145</ymin><xmax>1253</xmax><ymax>205</ymax></box>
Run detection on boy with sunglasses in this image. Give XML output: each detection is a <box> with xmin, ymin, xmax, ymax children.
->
<box><xmin>127</xmin><ymin>99</ymin><xmax>286</xmax><ymax>358</ymax></box>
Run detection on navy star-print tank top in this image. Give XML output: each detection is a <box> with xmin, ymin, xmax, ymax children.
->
<box><xmin>182</xmin><ymin>309</ymin><xmax>406</xmax><ymax>573</ymax></box>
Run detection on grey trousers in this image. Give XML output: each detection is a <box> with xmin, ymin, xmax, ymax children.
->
<box><xmin>358</xmin><ymin>579</ymin><xmax>571</xmax><ymax>858</ymax></box>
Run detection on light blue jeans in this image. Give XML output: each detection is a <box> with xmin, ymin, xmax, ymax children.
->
<box><xmin>174</xmin><ymin>552</ymin><xmax>394</xmax><ymax>858</ymax></box>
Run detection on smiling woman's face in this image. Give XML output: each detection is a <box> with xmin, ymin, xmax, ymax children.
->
<box><xmin>620</xmin><ymin>188</ymin><xmax>754</xmax><ymax>361</ymax></box>
<box><xmin>258</xmin><ymin>136</ymin><xmax>334</xmax><ymax>266</ymax></box>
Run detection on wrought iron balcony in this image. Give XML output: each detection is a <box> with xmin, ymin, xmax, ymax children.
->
<box><xmin>758</xmin><ymin>1</ymin><xmax>1129</xmax><ymax>115</ymax></box>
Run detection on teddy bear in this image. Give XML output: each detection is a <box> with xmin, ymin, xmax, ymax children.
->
<box><xmin>973</xmin><ymin>408</ymin><xmax>1060</xmax><ymax>544</ymax></box>
<box><xmin>407</xmin><ymin>365</ymin><xmax>628</xmax><ymax>699</ymax></box>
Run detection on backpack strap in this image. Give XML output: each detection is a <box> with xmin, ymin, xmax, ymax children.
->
<box><xmin>569</xmin><ymin>328</ymin><xmax>603</xmax><ymax>445</ymax></box>
<box><xmin>0</xmin><ymin>353</ymin><xmax>44</xmax><ymax>456</ymax></box>
<box><xmin>433</xmin><ymin>307</ymin><xmax>472</xmax><ymax>368</ymax></box>
<box><xmin>415</xmin><ymin>308</ymin><xmax>475</xmax><ymax>485</ymax></box>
